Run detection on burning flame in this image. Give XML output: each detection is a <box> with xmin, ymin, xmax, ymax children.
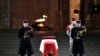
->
<box><xmin>37</xmin><ymin>23</ymin><xmax>44</xmax><ymax>27</ymax></box>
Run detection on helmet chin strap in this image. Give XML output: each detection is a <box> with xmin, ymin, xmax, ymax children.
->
<box><xmin>73</xmin><ymin>24</ymin><xmax>76</xmax><ymax>27</ymax></box>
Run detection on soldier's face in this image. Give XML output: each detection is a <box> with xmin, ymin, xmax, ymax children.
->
<box><xmin>23</xmin><ymin>23</ymin><xmax>28</xmax><ymax>27</ymax></box>
<box><xmin>72</xmin><ymin>21</ymin><xmax>76</xmax><ymax>25</ymax></box>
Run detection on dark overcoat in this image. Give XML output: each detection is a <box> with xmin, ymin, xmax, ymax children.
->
<box><xmin>18</xmin><ymin>26</ymin><xmax>34</xmax><ymax>55</ymax></box>
<box><xmin>71</xmin><ymin>27</ymin><xmax>86</xmax><ymax>54</ymax></box>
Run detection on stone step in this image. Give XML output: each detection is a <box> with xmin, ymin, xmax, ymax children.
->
<box><xmin>0</xmin><ymin>30</ymin><xmax>100</xmax><ymax>56</ymax></box>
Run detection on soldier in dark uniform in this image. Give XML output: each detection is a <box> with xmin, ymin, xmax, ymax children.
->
<box><xmin>71</xmin><ymin>20</ymin><xmax>86</xmax><ymax>56</ymax></box>
<box><xmin>18</xmin><ymin>20</ymin><xmax>34</xmax><ymax>56</ymax></box>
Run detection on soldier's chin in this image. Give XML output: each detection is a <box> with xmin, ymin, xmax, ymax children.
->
<box><xmin>23</xmin><ymin>25</ymin><xmax>28</xmax><ymax>27</ymax></box>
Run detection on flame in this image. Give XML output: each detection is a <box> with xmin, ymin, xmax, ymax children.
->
<box><xmin>37</xmin><ymin>23</ymin><xmax>44</xmax><ymax>27</ymax></box>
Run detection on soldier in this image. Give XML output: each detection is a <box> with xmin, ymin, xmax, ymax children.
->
<box><xmin>66</xmin><ymin>18</ymin><xmax>76</xmax><ymax>56</ymax></box>
<box><xmin>71</xmin><ymin>20</ymin><xmax>86</xmax><ymax>56</ymax></box>
<box><xmin>18</xmin><ymin>20</ymin><xmax>34</xmax><ymax>56</ymax></box>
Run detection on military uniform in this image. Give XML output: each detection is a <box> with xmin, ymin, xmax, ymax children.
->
<box><xmin>71</xmin><ymin>20</ymin><xmax>86</xmax><ymax>56</ymax></box>
<box><xmin>18</xmin><ymin>20</ymin><xmax>34</xmax><ymax>56</ymax></box>
<box><xmin>66</xmin><ymin>18</ymin><xmax>76</xmax><ymax>56</ymax></box>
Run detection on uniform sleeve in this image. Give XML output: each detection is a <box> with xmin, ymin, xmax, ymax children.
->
<box><xmin>18</xmin><ymin>28</ymin><xmax>23</xmax><ymax>38</ymax></box>
<box><xmin>29</xmin><ymin>31</ymin><xmax>34</xmax><ymax>38</ymax></box>
<box><xmin>27</xmin><ymin>27</ymin><xmax>34</xmax><ymax>38</ymax></box>
<box><xmin>66</xmin><ymin>25</ymin><xmax>71</xmax><ymax>37</ymax></box>
<box><xmin>71</xmin><ymin>28</ymin><xmax>74</xmax><ymax>38</ymax></box>
<box><xmin>79</xmin><ymin>27</ymin><xmax>87</xmax><ymax>39</ymax></box>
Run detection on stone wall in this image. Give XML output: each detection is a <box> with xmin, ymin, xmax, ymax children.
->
<box><xmin>0</xmin><ymin>0</ymin><xmax>100</xmax><ymax>30</ymax></box>
<box><xmin>0</xmin><ymin>0</ymin><xmax>10</xmax><ymax>29</ymax></box>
